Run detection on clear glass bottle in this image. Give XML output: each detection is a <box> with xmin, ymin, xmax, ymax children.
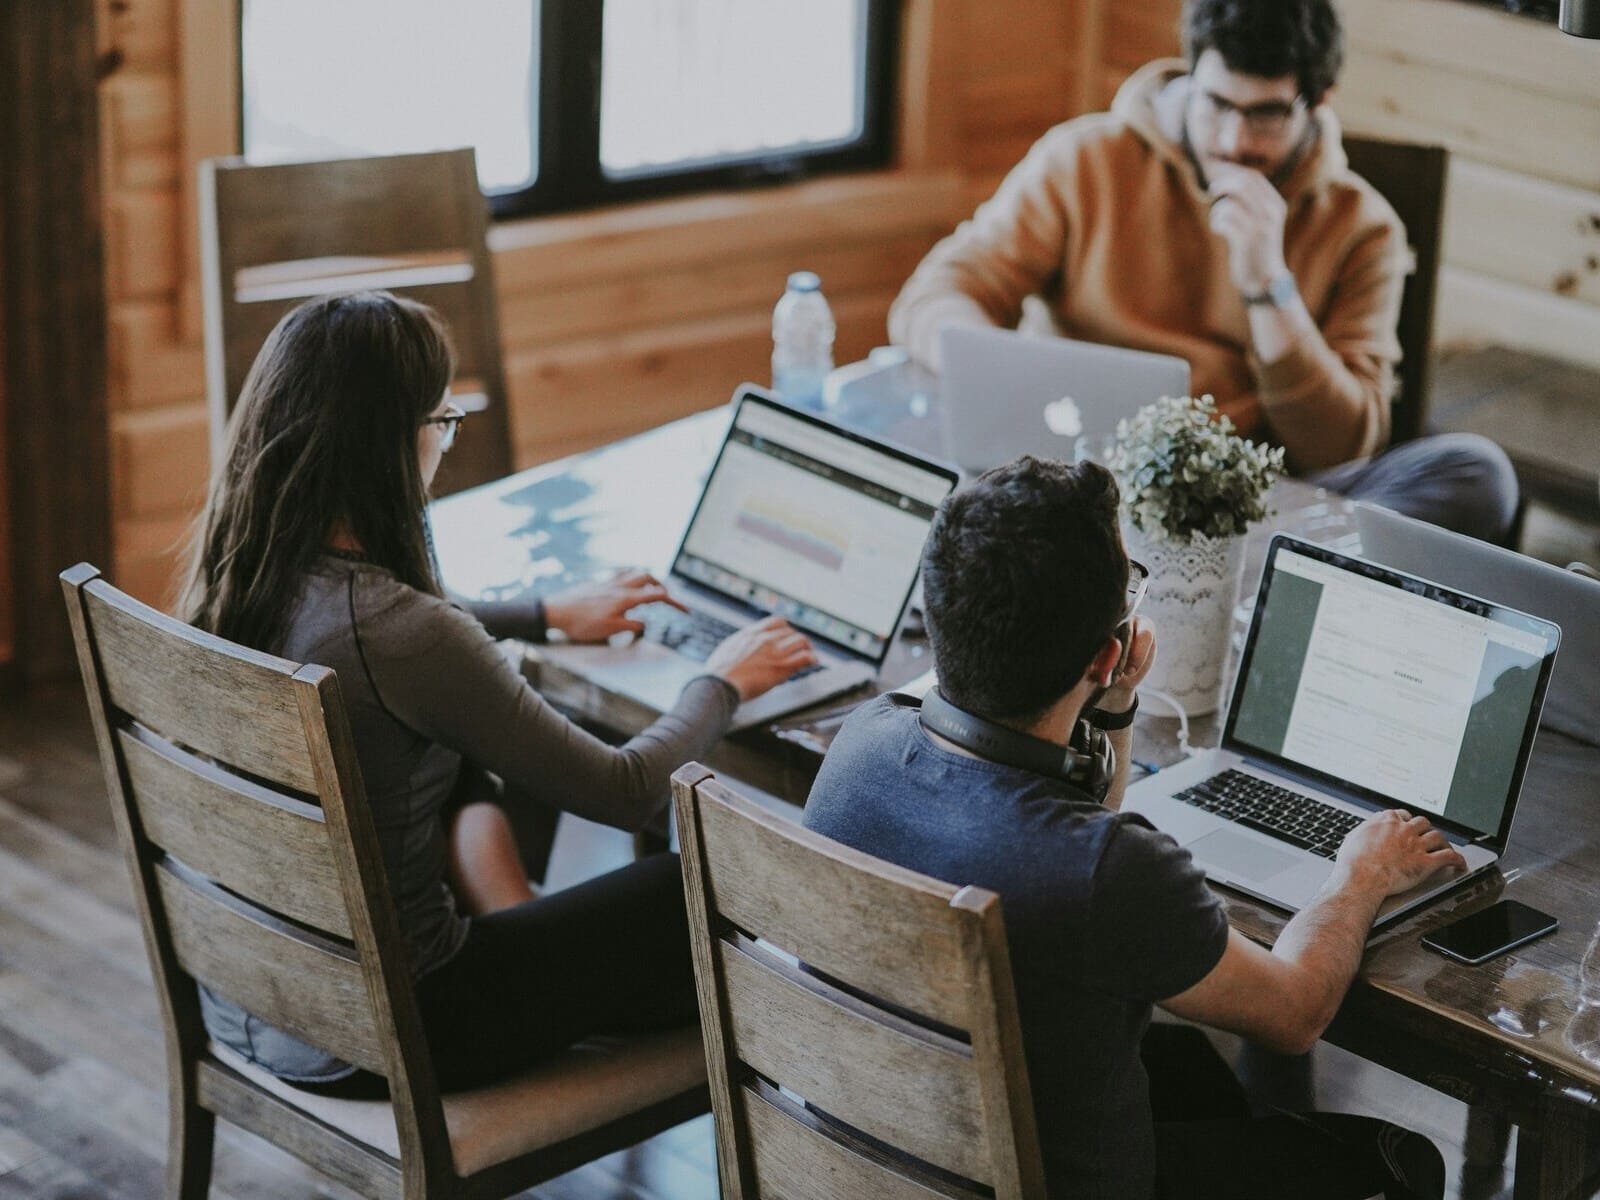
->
<box><xmin>771</xmin><ymin>271</ymin><xmax>836</xmax><ymax>411</ymax></box>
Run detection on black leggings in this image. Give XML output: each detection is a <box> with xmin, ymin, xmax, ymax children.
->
<box><xmin>1144</xmin><ymin>1025</ymin><xmax>1446</xmax><ymax>1200</ymax></box>
<box><xmin>304</xmin><ymin>852</ymin><xmax>698</xmax><ymax>1097</ymax></box>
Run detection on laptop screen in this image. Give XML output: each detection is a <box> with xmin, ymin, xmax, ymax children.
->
<box><xmin>672</xmin><ymin>393</ymin><xmax>958</xmax><ymax>661</ymax></box>
<box><xmin>1224</xmin><ymin>538</ymin><xmax>1560</xmax><ymax>842</ymax></box>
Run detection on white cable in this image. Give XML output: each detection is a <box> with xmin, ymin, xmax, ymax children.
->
<box><xmin>1139</xmin><ymin>687</ymin><xmax>1195</xmax><ymax>759</ymax></box>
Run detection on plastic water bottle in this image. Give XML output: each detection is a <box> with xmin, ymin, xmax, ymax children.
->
<box><xmin>771</xmin><ymin>271</ymin><xmax>835</xmax><ymax>411</ymax></box>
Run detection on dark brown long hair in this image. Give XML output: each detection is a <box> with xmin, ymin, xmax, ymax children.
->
<box><xmin>180</xmin><ymin>290</ymin><xmax>455</xmax><ymax>653</ymax></box>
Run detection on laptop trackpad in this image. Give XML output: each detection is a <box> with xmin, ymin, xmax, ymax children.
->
<box><xmin>1190</xmin><ymin>829</ymin><xmax>1301</xmax><ymax>883</ymax></box>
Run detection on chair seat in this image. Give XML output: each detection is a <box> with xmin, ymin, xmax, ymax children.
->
<box><xmin>210</xmin><ymin>1026</ymin><xmax>706</xmax><ymax>1176</ymax></box>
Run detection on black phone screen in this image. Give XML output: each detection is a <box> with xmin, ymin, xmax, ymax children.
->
<box><xmin>1422</xmin><ymin>900</ymin><xmax>1558</xmax><ymax>964</ymax></box>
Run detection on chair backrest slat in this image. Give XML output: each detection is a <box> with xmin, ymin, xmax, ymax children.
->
<box><xmin>741</xmin><ymin>1079</ymin><xmax>988</xmax><ymax>1200</ymax></box>
<box><xmin>674</xmin><ymin>768</ymin><xmax>1046</xmax><ymax>1200</ymax></box>
<box><xmin>718</xmin><ymin>936</ymin><xmax>990</xmax><ymax>1182</ymax></box>
<box><xmin>84</xmin><ymin>585</ymin><xmax>320</xmax><ymax>793</ymax></box>
<box><xmin>694</xmin><ymin>778</ymin><xmax>974</xmax><ymax>1030</ymax></box>
<box><xmin>154</xmin><ymin>860</ymin><xmax>388</xmax><ymax>1075</ymax></box>
<box><xmin>208</xmin><ymin>151</ymin><xmax>481</xmax><ymax>268</ymax></box>
<box><xmin>119</xmin><ymin>724</ymin><xmax>351</xmax><ymax>937</ymax></box>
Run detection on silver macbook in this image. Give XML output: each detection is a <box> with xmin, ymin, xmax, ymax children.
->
<box><xmin>1123</xmin><ymin>535</ymin><xmax>1561</xmax><ymax>929</ymax></box>
<box><xmin>1354</xmin><ymin>502</ymin><xmax>1600</xmax><ymax>746</ymax></box>
<box><xmin>938</xmin><ymin>326</ymin><xmax>1189</xmax><ymax>475</ymax></box>
<box><xmin>541</xmin><ymin>387</ymin><xmax>959</xmax><ymax>731</ymax></box>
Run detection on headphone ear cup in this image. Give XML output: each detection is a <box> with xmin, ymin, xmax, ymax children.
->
<box><xmin>1066</xmin><ymin>719</ymin><xmax>1115</xmax><ymax>801</ymax></box>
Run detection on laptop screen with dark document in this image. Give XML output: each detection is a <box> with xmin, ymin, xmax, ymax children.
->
<box><xmin>671</xmin><ymin>394</ymin><xmax>957</xmax><ymax>662</ymax></box>
<box><xmin>1223</xmin><ymin>538</ymin><xmax>1560</xmax><ymax>846</ymax></box>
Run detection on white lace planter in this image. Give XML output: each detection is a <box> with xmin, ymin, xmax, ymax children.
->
<box><xmin>1124</xmin><ymin>525</ymin><xmax>1245</xmax><ymax>717</ymax></box>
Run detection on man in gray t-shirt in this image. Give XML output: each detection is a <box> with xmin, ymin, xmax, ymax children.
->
<box><xmin>804</xmin><ymin>456</ymin><xmax>1461</xmax><ymax>1200</ymax></box>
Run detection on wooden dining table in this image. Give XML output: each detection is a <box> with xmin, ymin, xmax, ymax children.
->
<box><xmin>432</xmin><ymin>390</ymin><xmax>1600</xmax><ymax>1199</ymax></box>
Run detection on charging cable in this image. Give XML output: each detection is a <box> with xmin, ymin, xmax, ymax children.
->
<box><xmin>1134</xmin><ymin>688</ymin><xmax>1196</xmax><ymax>774</ymax></box>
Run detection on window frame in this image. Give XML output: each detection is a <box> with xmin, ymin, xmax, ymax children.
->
<box><xmin>236</xmin><ymin>0</ymin><xmax>901</xmax><ymax>222</ymax></box>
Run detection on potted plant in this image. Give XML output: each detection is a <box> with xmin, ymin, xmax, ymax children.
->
<box><xmin>1104</xmin><ymin>395</ymin><xmax>1286</xmax><ymax>716</ymax></box>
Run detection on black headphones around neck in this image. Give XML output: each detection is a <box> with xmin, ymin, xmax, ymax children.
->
<box><xmin>915</xmin><ymin>687</ymin><xmax>1115</xmax><ymax>802</ymax></box>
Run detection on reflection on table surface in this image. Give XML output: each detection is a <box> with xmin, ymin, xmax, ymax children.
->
<box><xmin>432</xmin><ymin>402</ymin><xmax>1600</xmax><ymax>1175</ymax></box>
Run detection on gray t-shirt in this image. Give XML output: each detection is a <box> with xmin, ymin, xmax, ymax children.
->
<box><xmin>802</xmin><ymin>695</ymin><xmax>1229</xmax><ymax>1200</ymax></box>
<box><xmin>202</xmin><ymin>554</ymin><xmax>737</xmax><ymax>1081</ymax></box>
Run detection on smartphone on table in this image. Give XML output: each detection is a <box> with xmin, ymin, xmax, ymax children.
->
<box><xmin>1421</xmin><ymin>900</ymin><xmax>1559</xmax><ymax>965</ymax></box>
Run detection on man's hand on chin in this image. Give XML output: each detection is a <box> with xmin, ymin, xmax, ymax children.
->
<box><xmin>1100</xmin><ymin>617</ymin><xmax>1157</xmax><ymax>714</ymax></box>
<box><xmin>1206</xmin><ymin>163</ymin><xmax>1289</xmax><ymax>297</ymax></box>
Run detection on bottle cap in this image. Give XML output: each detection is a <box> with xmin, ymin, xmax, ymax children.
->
<box><xmin>786</xmin><ymin>271</ymin><xmax>821</xmax><ymax>293</ymax></box>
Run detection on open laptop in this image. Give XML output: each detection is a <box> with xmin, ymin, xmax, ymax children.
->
<box><xmin>1123</xmin><ymin>535</ymin><xmax>1561</xmax><ymax>929</ymax></box>
<box><xmin>938</xmin><ymin>326</ymin><xmax>1189</xmax><ymax>475</ymax></box>
<box><xmin>1355</xmin><ymin>502</ymin><xmax>1600</xmax><ymax>746</ymax></box>
<box><xmin>539</xmin><ymin>387</ymin><xmax>959</xmax><ymax>731</ymax></box>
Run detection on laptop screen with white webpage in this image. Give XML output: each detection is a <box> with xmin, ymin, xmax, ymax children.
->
<box><xmin>538</xmin><ymin>388</ymin><xmax>959</xmax><ymax>732</ymax></box>
<box><xmin>1224</xmin><ymin>537</ymin><xmax>1560</xmax><ymax>852</ymax></box>
<box><xmin>1121</xmin><ymin>535</ymin><xmax>1560</xmax><ymax>927</ymax></box>
<box><xmin>670</xmin><ymin>390</ymin><xmax>957</xmax><ymax>664</ymax></box>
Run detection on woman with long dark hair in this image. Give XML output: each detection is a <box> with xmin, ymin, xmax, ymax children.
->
<box><xmin>182</xmin><ymin>290</ymin><xmax>813</xmax><ymax>1093</ymax></box>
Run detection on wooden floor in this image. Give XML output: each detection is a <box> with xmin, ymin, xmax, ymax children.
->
<box><xmin>5</xmin><ymin>483</ymin><xmax>1599</xmax><ymax>1200</ymax></box>
<box><xmin>0</xmin><ymin>686</ymin><xmax>716</xmax><ymax>1199</ymax></box>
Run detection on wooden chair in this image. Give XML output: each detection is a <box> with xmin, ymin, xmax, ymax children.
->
<box><xmin>61</xmin><ymin>563</ymin><xmax>708</xmax><ymax>1199</ymax></box>
<box><xmin>671</xmin><ymin>763</ymin><xmax>1046</xmax><ymax>1199</ymax></box>
<box><xmin>199</xmin><ymin>148</ymin><xmax>514</xmax><ymax>495</ymax></box>
<box><xmin>1342</xmin><ymin>135</ymin><xmax>1450</xmax><ymax>447</ymax></box>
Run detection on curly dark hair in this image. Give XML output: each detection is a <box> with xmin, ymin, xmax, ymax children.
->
<box><xmin>1182</xmin><ymin>0</ymin><xmax>1344</xmax><ymax>106</ymax></box>
<box><xmin>921</xmin><ymin>457</ymin><xmax>1128</xmax><ymax>724</ymax></box>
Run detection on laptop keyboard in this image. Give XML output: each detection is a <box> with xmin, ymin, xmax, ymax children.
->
<box><xmin>1176</xmin><ymin>769</ymin><xmax>1364</xmax><ymax>859</ymax></box>
<box><xmin>633</xmin><ymin>604</ymin><xmax>822</xmax><ymax>680</ymax></box>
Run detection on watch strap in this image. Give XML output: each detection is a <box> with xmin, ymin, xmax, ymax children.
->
<box><xmin>1089</xmin><ymin>693</ymin><xmax>1138</xmax><ymax>731</ymax></box>
<box><xmin>1243</xmin><ymin>272</ymin><xmax>1298</xmax><ymax>308</ymax></box>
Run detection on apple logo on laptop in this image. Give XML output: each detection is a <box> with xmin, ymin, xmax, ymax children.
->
<box><xmin>1043</xmin><ymin>395</ymin><xmax>1083</xmax><ymax>438</ymax></box>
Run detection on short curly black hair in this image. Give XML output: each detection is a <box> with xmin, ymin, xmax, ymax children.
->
<box><xmin>921</xmin><ymin>457</ymin><xmax>1128</xmax><ymax>724</ymax></box>
<box><xmin>1182</xmin><ymin>0</ymin><xmax>1344</xmax><ymax>107</ymax></box>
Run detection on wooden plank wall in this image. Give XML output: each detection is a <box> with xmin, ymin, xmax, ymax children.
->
<box><xmin>1334</xmin><ymin>0</ymin><xmax>1600</xmax><ymax>370</ymax></box>
<box><xmin>4</xmin><ymin>0</ymin><xmax>112</xmax><ymax>684</ymax></box>
<box><xmin>96</xmin><ymin>0</ymin><xmax>1600</xmax><ymax>607</ymax></box>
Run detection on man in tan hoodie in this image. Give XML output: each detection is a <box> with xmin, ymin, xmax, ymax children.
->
<box><xmin>891</xmin><ymin>0</ymin><xmax>1517</xmax><ymax>545</ymax></box>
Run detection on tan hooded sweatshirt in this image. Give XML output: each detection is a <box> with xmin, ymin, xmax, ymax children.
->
<box><xmin>889</xmin><ymin>61</ymin><xmax>1408</xmax><ymax>471</ymax></box>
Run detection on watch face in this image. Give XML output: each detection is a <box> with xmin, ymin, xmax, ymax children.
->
<box><xmin>1267</xmin><ymin>273</ymin><xmax>1298</xmax><ymax>307</ymax></box>
<box><xmin>1245</xmin><ymin>274</ymin><xmax>1297</xmax><ymax>308</ymax></box>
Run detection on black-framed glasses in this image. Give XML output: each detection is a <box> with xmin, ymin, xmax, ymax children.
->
<box><xmin>421</xmin><ymin>404</ymin><xmax>466</xmax><ymax>454</ymax></box>
<box><xmin>1196</xmin><ymin>90</ymin><xmax>1305</xmax><ymax>137</ymax></box>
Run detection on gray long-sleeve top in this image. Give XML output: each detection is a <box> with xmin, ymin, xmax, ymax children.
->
<box><xmin>201</xmin><ymin>553</ymin><xmax>738</xmax><ymax>1081</ymax></box>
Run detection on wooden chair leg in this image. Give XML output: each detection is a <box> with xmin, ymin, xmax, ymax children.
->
<box><xmin>166</xmin><ymin>1084</ymin><xmax>216</xmax><ymax>1200</ymax></box>
<box><xmin>1460</xmin><ymin>1106</ymin><xmax>1511</xmax><ymax>1200</ymax></box>
<box><xmin>1512</xmin><ymin>1095</ymin><xmax>1600</xmax><ymax>1200</ymax></box>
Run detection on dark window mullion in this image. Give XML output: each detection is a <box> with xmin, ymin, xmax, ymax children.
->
<box><xmin>554</xmin><ymin>0</ymin><xmax>604</xmax><ymax>210</ymax></box>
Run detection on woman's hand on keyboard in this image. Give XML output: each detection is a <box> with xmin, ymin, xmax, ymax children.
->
<box><xmin>1336</xmin><ymin>809</ymin><xmax>1468</xmax><ymax>897</ymax></box>
<box><xmin>544</xmin><ymin>570</ymin><xmax>685</xmax><ymax>642</ymax></box>
<box><xmin>706</xmin><ymin>616</ymin><xmax>818</xmax><ymax>702</ymax></box>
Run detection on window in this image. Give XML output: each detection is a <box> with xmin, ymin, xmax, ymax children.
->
<box><xmin>240</xmin><ymin>0</ymin><xmax>899</xmax><ymax>219</ymax></box>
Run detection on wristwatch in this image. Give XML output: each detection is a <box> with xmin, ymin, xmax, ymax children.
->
<box><xmin>1088</xmin><ymin>694</ymin><xmax>1138</xmax><ymax>731</ymax></box>
<box><xmin>1242</xmin><ymin>272</ymin><xmax>1299</xmax><ymax>309</ymax></box>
